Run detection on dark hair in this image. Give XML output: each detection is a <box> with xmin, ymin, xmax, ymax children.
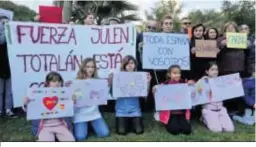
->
<box><xmin>45</xmin><ymin>72</ymin><xmax>64</xmax><ymax>87</ymax></box>
<box><xmin>181</xmin><ymin>17</ymin><xmax>189</xmax><ymax>21</ymax></box>
<box><xmin>205</xmin><ymin>27</ymin><xmax>219</xmax><ymax>40</ymax></box>
<box><xmin>204</xmin><ymin>61</ymin><xmax>218</xmax><ymax>73</ymax></box>
<box><xmin>166</xmin><ymin>64</ymin><xmax>181</xmax><ymax>80</ymax></box>
<box><xmin>121</xmin><ymin>55</ymin><xmax>138</xmax><ymax>71</ymax></box>
<box><xmin>191</xmin><ymin>23</ymin><xmax>205</xmax><ymax>39</ymax></box>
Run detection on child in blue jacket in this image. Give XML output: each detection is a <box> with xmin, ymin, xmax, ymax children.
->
<box><xmin>233</xmin><ymin>76</ymin><xmax>255</xmax><ymax>125</ymax></box>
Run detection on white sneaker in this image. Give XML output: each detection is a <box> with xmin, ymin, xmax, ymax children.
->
<box><xmin>5</xmin><ymin>109</ymin><xmax>17</xmax><ymax>118</ymax></box>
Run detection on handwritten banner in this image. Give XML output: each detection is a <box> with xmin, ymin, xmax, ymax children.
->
<box><xmin>39</xmin><ymin>6</ymin><xmax>63</xmax><ymax>23</ymax></box>
<box><xmin>154</xmin><ymin>84</ymin><xmax>191</xmax><ymax>111</ymax></box>
<box><xmin>142</xmin><ymin>33</ymin><xmax>190</xmax><ymax>70</ymax></box>
<box><xmin>226</xmin><ymin>33</ymin><xmax>247</xmax><ymax>49</ymax></box>
<box><xmin>72</xmin><ymin>79</ymin><xmax>109</xmax><ymax>107</ymax></box>
<box><xmin>26</xmin><ymin>87</ymin><xmax>74</xmax><ymax>120</ymax></box>
<box><xmin>112</xmin><ymin>72</ymin><xmax>148</xmax><ymax>98</ymax></box>
<box><xmin>195</xmin><ymin>40</ymin><xmax>218</xmax><ymax>58</ymax></box>
<box><xmin>209</xmin><ymin>73</ymin><xmax>244</xmax><ymax>101</ymax></box>
<box><xmin>5</xmin><ymin>21</ymin><xmax>136</xmax><ymax>107</ymax></box>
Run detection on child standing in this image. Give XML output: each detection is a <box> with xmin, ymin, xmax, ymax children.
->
<box><xmin>73</xmin><ymin>58</ymin><xmax>109</xmax><ymax>141</ymax></box>
<box><xmin>153</xmin><ymin>65</ymin><xmax>192</xmax><ymax>135</ymax></box>
<box><xmin>110</xmin><ymin>55</ymin><xmax>151</xmax><ymax>135</ymax></box>
<box><xmin>24</xmin><ymin>72</ymin><xmax>75</xmax><ymax>141</ymax></box>
<box><xmin>199</xmin><ymin>62</ymin><xmax>234</xmax><ymax>132</ymax></box>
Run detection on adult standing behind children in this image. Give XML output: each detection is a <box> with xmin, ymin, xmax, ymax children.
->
<box><xmin>217</xmin><ymin>21</ymin><xmax>250</xmax><ymax>114</ymax></box>
<box><xmin>0</xmin><ymin>12</ymin><xmax>17</xmax><ymax>118</ymax></box>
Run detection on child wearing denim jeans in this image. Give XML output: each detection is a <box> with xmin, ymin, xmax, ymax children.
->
<box><xmin>109</xmin><ymin>55</ymin><xmax>151</xmax><ymax>135</ymax></box>
<box><xmin>73</xmin><ymin>58</ymin><xmax>109</xmax><ymax>141</ymax></box>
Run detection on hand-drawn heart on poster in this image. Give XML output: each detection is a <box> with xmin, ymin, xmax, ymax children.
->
<box><xmin>26</xmin><ymin>87</ymin><xmax>74</xmax><ymax>120</ymax></box>
<box><xmin>112</xmin><ymin>72</ymin><xmax>148</xmax><ymax>98</ymax></box>
<box><xmin>72</xmin><ymin>79</ymin><xmax>109</xmax><ymax>107</ymax></box>
<box><xmin>154</xmin><ymin>83</ymin><xmax>192</xmax><ymax>111</ymax></box>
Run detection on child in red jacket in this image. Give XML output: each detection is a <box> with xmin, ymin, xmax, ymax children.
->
<box><xmin>153</xmin><ymin>65</ymin><xmax>193</xmax><ymax>135</ymax></box>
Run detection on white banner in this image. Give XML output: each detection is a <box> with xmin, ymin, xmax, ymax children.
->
<box><xmin>5</xmin><ymin>21</ymin><xmax>136</xmax><ymax>107</ymax></box>
<box><xmin>209</xmin><ymin>73</ymin><xmax>245</xmax><ymax>101</ymax></box>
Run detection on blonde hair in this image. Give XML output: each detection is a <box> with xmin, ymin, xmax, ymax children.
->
<box><xmin>76</xmin><ymin>58</ymin><xmax>98</xmax><ymax>79</ymax></box>
<box><xmin>120</xmin><ymin>55</ymin><xmax>138</xmax><ymax>71</ymax></box>
<box><xmin>223</xmin><ymin>21</ymin><xmax>238</xmax><ymax>33</ymax></box>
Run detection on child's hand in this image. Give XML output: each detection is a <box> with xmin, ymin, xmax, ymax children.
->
<box><xmin>24</xmin><ymin>97</ymin><xmax>31</xmax><ymax>105</ymax></box>
<box><xmin>187</xmin><ymin>80</ymin><xmax>195</xmax><ymax>85</ymax></box>
<box><xmin>216</xmin><ymin>48</ymin><xmax>220</xmax><ymax>54</ymax></box>
<box><xmin>221</xmin><ymin>39</ymin><xmax>227</xmax><ymax>46</ymax></box>
<box><xmin>191</xmin><ymin>47</ymin><xmax>196</xmax><ymax>54</ymax></box>
<box><xmin>152</xmin><ymin>86</ymin><xmax>157</xmax><ymax>94</ymax></box>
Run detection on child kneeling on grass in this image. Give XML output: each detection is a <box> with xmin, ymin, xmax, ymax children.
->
<box><xmin>153</xmin><ymin>65</ymin><xmax>193</xmax><ymax>135</ymax></box>
<box><xmin>198</xmin><ymin>62</ymin><xmax>234</xmax><ymax>133</ymax></box>
<box><xmin>23</xmin><ymin>72</ymin><xmax>75</xmax><ymax>142</ymax></box>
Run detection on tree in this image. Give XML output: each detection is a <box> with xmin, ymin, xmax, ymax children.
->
<box><xmin>222</xmin><ymin>0</ymin><xmax>255</xmax><ymax>34</ymax></box>
<box><xmin>188</xmin><ymin>9</ymin><xmax>227</xmax><ymax>33</ymax></box>
<box><xmin>144</xmin><ymin>0</ymin><xmax>183</xmax><ymax>32</ymax></box>
<box><xmin>0</xmin><ymin>1</ymin><xmax>36</xmax><ymax>21</ymax></box>
<box><xmin>62</xmin><ymin>0</ymin><xmax>140</xmax><ymax>25</ymax></box>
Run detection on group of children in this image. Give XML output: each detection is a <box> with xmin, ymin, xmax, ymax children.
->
<box><xmin>22</xmin><ymin>54</ymin><xmax>255</xmax><ymax>141</ymax></box>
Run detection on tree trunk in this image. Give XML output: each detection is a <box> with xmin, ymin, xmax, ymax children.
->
<box><xmin>62</xmin><ymin>0</ymin><xmax>73</xmax><ymax>23</ymax></box>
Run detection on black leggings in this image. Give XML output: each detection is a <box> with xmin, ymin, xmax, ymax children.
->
<box><xmin>166</xmin><ymin>114</ymin><xmax>191</xmax><ymax>135</ymax></box>
<box><xmin>116</xmin><ymin>117</ymin><xmax>144</xmax><ymax>135</ymax></box>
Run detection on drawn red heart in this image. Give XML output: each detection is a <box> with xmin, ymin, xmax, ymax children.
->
<box><xmin>43</xmin><ymin>96</ymin><xmax>58</xmax><ymax>110</ymax></box>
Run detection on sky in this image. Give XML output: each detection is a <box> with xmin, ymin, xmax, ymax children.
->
<box><xmin>11</xmin><ymin>0</ymin><xmax>225</xmax><ymax>22</ymax></box>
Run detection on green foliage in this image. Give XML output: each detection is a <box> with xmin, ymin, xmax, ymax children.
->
<box><xmin>0</xmin><ymin>1</ymin><xmax>36</xmax><ymax>21</ymax></box>
<box><xmin>222</xmin><ymin>0</ymin><xmax>255</xmax><ymax>33</ymax></box>
<box><xmin>188</xmin><ymin>0</ymin><xmax>255</xmax><ymax>34</ymax></box>
<box><xmin>144</xmin><ymin>0</ymin><xmax>182</xmax><ymax>32</ymax></box>
<box><xmin>73</xmin><ymin>1</ymin><xmax>140</xmax><ymax>25</ymax></box>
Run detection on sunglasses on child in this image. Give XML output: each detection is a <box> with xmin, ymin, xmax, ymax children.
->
<box><xmin>183</xmin><ymin>22</ymin><xmax>191</xmax><ymax>25</ymax></box>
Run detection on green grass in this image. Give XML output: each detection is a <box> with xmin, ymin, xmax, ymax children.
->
<box><xmin>0</xmin><ymin>113</ymin><xmax>255</xmax><ymax>142</ymax></box>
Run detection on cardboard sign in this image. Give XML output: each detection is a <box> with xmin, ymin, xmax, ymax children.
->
<box><xmin>195</xmin><ymin>40</ymin><xmax>218</xmax><ymax>58</ymax></box>
<box><xmin>143</xmin><ymin>32</ymin><xmax>190</xmax><ymax>70</ymax></box>
<box><xmin>226</xmin><ymin>33</ymin><xmax>247</xmax><ymax>49</ymax></box>
<box><xmin>112</xmin><ymin>72</ymin><xmax>148</xmax><ymax>98</ymax></box>
<box><xmin>72</xmin><ymin>79</ymin><xmax>109</xmax><ymax>107</ymax></box>
<box><xmin>26</xmin><ymin>88</ymin><xmax>74</xmax><ymax>120</ymax></box>
<box><xmin>154</xmin><ymin>84</ymin><xmax>192</xmax><ymax>111</ymax></box>
<box><xmin>5</xmin><ymin>21</ymin><xmax>136</xmax><ymax>107</ymax></box>
<box><xmin>39</xmin><ymin>6</ymin><xmax>63</xmax><ymax>23</ymax></box>
<box><xmin>209</xmin><ymin>73</ymin><xmax>245</xmax><ymax>101</ymax></box>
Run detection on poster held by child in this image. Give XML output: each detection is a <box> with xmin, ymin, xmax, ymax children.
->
<box><xmin>109</xmin><ymin>55</ymin><xmax>151</xmax><ymax>135</ymax></box>
<box><xmin>23</xmin><ymin>72</ymin><xmax>75</xmax><ymax>142</ymax></box>
<box><xmin>153</xmin><ymin>65</ymin><xmax>193</xmax><ymax>135</ymax></box>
